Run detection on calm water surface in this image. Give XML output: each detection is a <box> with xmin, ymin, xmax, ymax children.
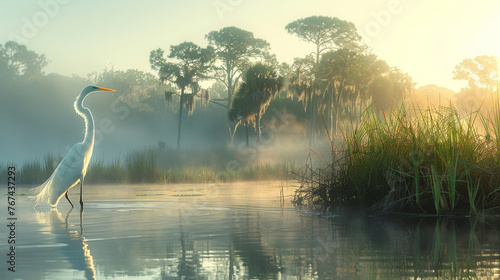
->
<box><xmin>2</xmin><ymin>182</ymin><xmax>500</xmax><ymax>279</ymax></box>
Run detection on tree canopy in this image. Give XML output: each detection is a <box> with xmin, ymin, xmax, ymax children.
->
<box><xmin>229</xmin><ymin>63</ymin><xmax>283</xmax><ymax>146</ymax></box>
<box><xmin>286</xmin><ymin>16</ymin><xmax>362</xmax><ymax>63</ymax></box>
<box><xmin>206</xmin><ymin>26</ymin><xmax>271</xmax><ymax>109</ymax></box>
<box><xmin>0</xmin><ymin>41</ymin><xmax>49</xmax><ymax>80</ymax></box>
<box><xmin>150</xmin><ymin>41</ymin><xmax>215</xmax><ymax>149</ymax></box>
<box><xmin>453</xmin><ymin>55</ymin><xmax>499</xmax><ymax>91</ymax></box>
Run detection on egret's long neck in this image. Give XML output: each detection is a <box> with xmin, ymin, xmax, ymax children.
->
<box><xmin>74</xmin><ymin>94</ymin><xmax>95</xmax><ymax>146</ymax></box>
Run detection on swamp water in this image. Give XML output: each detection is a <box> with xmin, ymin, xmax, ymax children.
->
<box><xmin>2</xmin><ymin>182</ymin><xmax>500</xmax><ymax>279</ymax></box>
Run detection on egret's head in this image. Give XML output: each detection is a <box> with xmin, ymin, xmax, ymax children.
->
<box><xmin>81</xmin><ymin>85</ymin><xmax>116</xmax><ymax>97</ymax></box>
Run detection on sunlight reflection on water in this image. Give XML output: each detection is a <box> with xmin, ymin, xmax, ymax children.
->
<box><xmin>2</xmin><ymin>182</ymin><xmax>500</xmax><ymax>279</ymax></box>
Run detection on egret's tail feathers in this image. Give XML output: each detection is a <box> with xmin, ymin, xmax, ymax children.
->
<box><xmin>33</xmin><ymin>176</ymin><xmax>55</xmax><ymax>207</ymax></box>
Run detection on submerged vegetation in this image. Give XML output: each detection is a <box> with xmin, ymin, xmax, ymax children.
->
<box><xmin>294</xmin><ymin>101</ymin><xmax>500</xmax><ymax>216</ymax></box>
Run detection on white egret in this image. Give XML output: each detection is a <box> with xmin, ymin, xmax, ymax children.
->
<box><xmin>34</xmin><ymin>85</ymin><xmax>116</xmax><ymax>208</ymax></box>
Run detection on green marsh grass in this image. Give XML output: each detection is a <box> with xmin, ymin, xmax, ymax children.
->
<box><xmin>295</xmin><ymin>102</ymin><xmax>500</xmax><ymax>215</ymax></box>
<box><xmin>240</xmin><ymin>161</ymin><xmax>296</xmax><ymax>181</ymax></box>
<box><xmin>11</xmin><ymin>153</ymin><xmax>62</xmax><ymax>185</ymax></box>
<box><xmin>3</xmin><ymin>147</ymin><xmax>293</xmax><ymax>185</ymax></box>
<box><xmin>125</xmin><ymin>148</ymin><xmax>168</xmax><ymax>183</ymax></box>
<box><xmin>86</xmin><ymin>157</ymin><xmax>125</xmax><ymax>184</ymax></box>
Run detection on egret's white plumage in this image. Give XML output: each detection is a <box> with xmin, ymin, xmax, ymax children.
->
<box><xmin>34</xmin><ymin>85</ymin><xmax>115</xmax><ymax>208</ymax></box>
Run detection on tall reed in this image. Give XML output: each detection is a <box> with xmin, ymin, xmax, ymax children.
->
<box><xmin>125</xmin><ymin>148</ymin><xmax>165</xmax><ymax>183</ymax></box>
<box><xmin>86</xmin><ymin>157</ymin><xmax>125</xmax><ymax>184</ymax></box>
<box><xmin>295</xmin><ymin>102</ymin><xmax>500</xmax><ymax>215</ymax></box>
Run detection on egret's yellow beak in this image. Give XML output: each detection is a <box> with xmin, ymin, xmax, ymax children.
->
<box><xmin>97</xmin><ymin>86</ymin><xmax>116</xmax><ymax>92</ymax></box>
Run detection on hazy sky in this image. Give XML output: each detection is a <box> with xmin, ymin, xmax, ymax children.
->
<box><xmin>1</xmin><ymin>0</ymin><xmax>499</xmax><ymax>91</ymax></box>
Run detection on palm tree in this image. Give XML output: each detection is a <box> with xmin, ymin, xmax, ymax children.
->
<box><xmin>229</xmin><ymin>63</ymin><xmax>283</xmax><ymax>146</ymax></box>
<box><xmin>229</xmin><ymin>91</ymin><xmax>254</xmax><ymax>147</ymax></box>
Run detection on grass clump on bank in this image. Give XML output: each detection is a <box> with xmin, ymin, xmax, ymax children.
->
<box><xmin>294</xmin><ymin>103</ymin><xmax>500</xmax><ymax>216</ymax></box>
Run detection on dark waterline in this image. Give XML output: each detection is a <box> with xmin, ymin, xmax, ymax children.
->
<box><xmin>2</xmin><ymin>182</ymin><xmax>500</xmax><ymax>279</ymax></box>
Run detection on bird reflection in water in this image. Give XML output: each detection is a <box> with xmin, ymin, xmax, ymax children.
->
<box><xmin>35</xmin><ymin>208</ymin><xmax>96</xmax><ymax>280</ymax></box>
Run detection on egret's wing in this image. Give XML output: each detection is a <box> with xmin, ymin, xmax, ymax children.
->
<box><xmin>34</xmin><ymin>144</ymin><xmax>86</xmax><ymax>206</ymax></box>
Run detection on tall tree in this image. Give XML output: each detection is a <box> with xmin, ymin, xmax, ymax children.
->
<box><xmin>287</xmin><ymin>55</ymin><xmax>316</xmax><ymax>108</ymax></box>
<box><xmin>205</xmin><ymin>26</ymin><xmax>270</xmax><ymax>142</ymax></box>
<box><xmin>206</xmin><ymin>27</ymin><xmax>270</xmax><ymax>108</ymax></box>
<box><xmin>150</xmin><ymin>42</ymin><xmax>215</xmax><ymax>149</ymax></box>
<box><xmin>286</xmin><ymin>16</ymin><xmax>362</xmax><ymax>66</ymax></box>
<box><xmin>317</xmin><ymin>49</ymin><xmax>360</xmax><ymax>134</ymax></box>
<box><xmin>229</xmin><ymin>63</ymin><xmax>283</xmax><ymax>146</ymax></box>
<box><xmin>318</xmin><ymin>51</ymin><xmax>393</xmax><ymax>128</ymax></box>
<box><xmin>285</xmin><ymin>16</ymin><xmax>362</xmax><ymax>143</ymax></box>
<box><xmin>314</xmin><ymin>48</ymin><xmax>412</xmax><ymax>134</ymax></box>
<box><xmin>453</xmin><ymin>55</ymin><xmax>499</xmax><ymax>92</ymax></box>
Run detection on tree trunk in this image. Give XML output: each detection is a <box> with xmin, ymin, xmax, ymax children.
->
<box><xmin>308</xmin><ymin>92</ymin><xmax>316</xmax><ymax>146</ymax></box>
<box><xmin>329</xmin><ymin>86</ymin><xmax>334</xmax><ymax>139</ymax></box>
<box><xmin>308</xmin><ymin>43</ymin><xmax>321</xmax><ymax>146</ymax></box>
<box><xmin>227</xmin><ymin>64</ymin><xmax>233</xmax><ymax>108</ymax></box>
<box><xmin>245</xmin><ymin>120</ymin><xmax>249</xmax><ymax>147</ymax></box>
<box><xmin>256</xmin><ymin>112</ymin><xmax>261</xmax><ymax>144</ymax></box>
<box><xmin>334</xmin><ymin>80</ymin><xmax>345</xmax><ymax>135</ymax></box>
<box><xmin>228</xmin><ymin>121</ymin><xmax>240</xmax><ymax>146</ymax></box>
<box><xmin>307</xmin><ymin>90</ymin><xmax>312</xmax><ymax>146</ymax></box>
<box><xmin>227</xmin><ymin>65</ymin><xmax>236</xmax><ymax>146</ymax></box>
<box><xmin>176</xmin><ymin>87</ymin><xmax>184</xmax><ymax>150</ymax></box>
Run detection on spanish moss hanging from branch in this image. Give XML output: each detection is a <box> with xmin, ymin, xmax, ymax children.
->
<box><xmin>164</xmin><ymin>91</ymin><xmax>174</xmax><ymax>103</ymax></box>
<box><xmin>201</xmin><ymin>89</ymin><xmax>210</xmax><ymax>108</ymax></box>
<box><xmin>184</xmin><ymin>93</ymin><xmax>195</xmax><ymax>115</ymax></box>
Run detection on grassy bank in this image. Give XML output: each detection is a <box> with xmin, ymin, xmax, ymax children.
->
<box><xmin>1</xmin><ymin>147</ymin><xmax>294</xmax><ymax>185</ymax></box>
<box><xmin>294</xmin><ymin>102</ymin><xmax>500</xmax><ymax>216</ymax></box>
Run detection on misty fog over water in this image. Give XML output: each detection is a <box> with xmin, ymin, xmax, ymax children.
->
<box><xmin>1</xmin><ymin>77</ymin><xmax>225</xmax><ymax>163</ymax></box>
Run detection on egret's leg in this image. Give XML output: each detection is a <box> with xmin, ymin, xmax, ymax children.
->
<box><xmin>80</xmin><ymin>206</ymin><xmax>84</xmax><ymax>233</ymax></box>
<box><xmin>80</xmin><ymin>175</ymin><xmax>84</xmax><ymax>208</ymax></box>
<box><xmin>65</xmin><ymin>191</ymin><xmax>74</xmax><ymax>208</ymax></box>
